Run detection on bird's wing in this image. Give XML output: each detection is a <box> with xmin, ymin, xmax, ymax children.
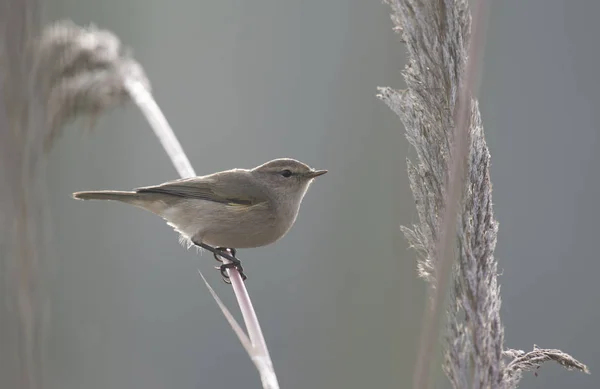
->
<box><xmin>135</xmin><ymin>171</ymin><xmax>262</xmax><ymax>206</ymax></box>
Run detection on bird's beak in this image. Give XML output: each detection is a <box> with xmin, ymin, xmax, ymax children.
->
<box><xmin>307</xmin><ymin>169</ymin><xmax>328</xmax><ymax>178</ymax></box>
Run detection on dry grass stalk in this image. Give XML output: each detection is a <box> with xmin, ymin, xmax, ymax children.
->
<box><xmin>377</xmin><ymin>1</ymin><xmax>590</xmax><ymax>388</ymax></box>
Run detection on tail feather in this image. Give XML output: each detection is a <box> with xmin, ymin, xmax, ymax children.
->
<box><xmin>72</xmin><ymin>190</ymin><xmax>169</xmax><ymax>215</ymax></box>
<box><xmin>72</xmin><ymin>190</ymin><xmax>139</xmax><ymax>202</ymax></box>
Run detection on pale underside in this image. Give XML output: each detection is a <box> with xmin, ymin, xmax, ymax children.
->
<box><xmin>155</xmin><ymin>198</ymin><xmax>294</xmax><ymax>249</ymax></box>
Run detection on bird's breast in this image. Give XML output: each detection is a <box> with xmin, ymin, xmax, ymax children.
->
<box><xmin>159</xmin><ymin>199</ymin><xmax>300</xmax><ymax>249</ymax></box>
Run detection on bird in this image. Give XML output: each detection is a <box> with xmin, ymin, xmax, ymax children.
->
<box><xmin>72</xmin><ymin>158</ymin><xmax>327</xmax><ymax>281</ymax></box>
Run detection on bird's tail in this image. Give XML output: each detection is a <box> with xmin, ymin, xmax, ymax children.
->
<box><xmin>73</xmin><ymin>190</ymin><xmax>139</xmax><ymax>202</ymax></box>
<box><xmin>72</xmin><ymin>190</ymin><xmax>170</xmax><ymax>215</ymax></box>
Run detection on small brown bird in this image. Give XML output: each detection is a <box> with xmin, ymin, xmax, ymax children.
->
<box><xmin>73</xmin><ymin>158</ymin><xmax>327</xmax><ymax>280</ymax></box>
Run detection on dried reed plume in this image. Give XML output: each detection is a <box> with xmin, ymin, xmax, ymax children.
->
<box><xmin>33</xmin><ymin>20</ymin><xmax>279</xmax><ymax>389</ymax></box>
<box><xmin>34</xmin><ymin>21</ymin><xmax>148</xmax><ymax>145</ymax></box>
<box><xmin>377</xmin><ymin>1</ymin><xmax>590</xmax><ymax>389</ymax></box>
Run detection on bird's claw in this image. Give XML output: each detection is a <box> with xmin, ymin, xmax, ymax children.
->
<box><xmin>213</xmin><ymin>247</ymin><xmax>246</xmax><ymax>282</ymax></box>
<box><xmin>191</xmin><ymin>240</ymin><xmax>247</xmax><ymax>283</ymax></box>
<box><xmin>215</xmin><ymin>262</ymin><xmax>247</xmax><ymax>284</ymax></box>
<box><xmin>213</xmin><ymin>247</ymin><xmax>237</xmax><ymax>262</ymax></box>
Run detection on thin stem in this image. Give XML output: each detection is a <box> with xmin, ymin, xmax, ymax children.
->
<box><xmin>230</xmin><ymin>271</ymin><xmax>270</xmax><ymax>355</ymax></box>
<box><xmin>123</xmin><ymin>79</ymin><xmax>195</xmax><ymax>178</ymax></box>
<box><xmin>123</xmin><ymin>77</ymin><xmax>279</xmax><ymax>389</ymax></box>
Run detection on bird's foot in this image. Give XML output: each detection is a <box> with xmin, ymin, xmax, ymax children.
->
<box><xmin>212</xmin><ymin>247</ymin><xmax>246</xmax><ymax>283</ymax></box>
<box><xmin>191</xmin><ymin>239</ymin><xmax>247</xmax><ymax>283</ymax></box>
<box><xmin>217</xmin><ymin>261</ymin><xmax>247</xmax><ymax>284</ymax></box>
<box><xmin>213</xmin><ymin>247</ymin><xmax>237</xmax><ymax>262</ymax></box>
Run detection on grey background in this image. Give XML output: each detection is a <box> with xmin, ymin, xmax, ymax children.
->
<box><xmin>41</xmin><ymin>0</ymin><xmax>598</xmax><ymax>388</ymax></box>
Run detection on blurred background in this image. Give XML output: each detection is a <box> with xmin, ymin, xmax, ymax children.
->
<box><xmin>3</xmin><ymin>0</ymin><xmax>597</xmax><ymax>388</ymax></box>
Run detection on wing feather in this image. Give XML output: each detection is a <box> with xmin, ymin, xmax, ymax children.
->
<box><xmin>135</xmin><ymin>171</ymin><xmax>261</xmax><ymax>206</ymax></box>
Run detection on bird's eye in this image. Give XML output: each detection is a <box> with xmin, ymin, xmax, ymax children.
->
<box><xmin>281</xmin><ymin>169</ymin><xmax>292</xmax><ymax>178</ymax></box>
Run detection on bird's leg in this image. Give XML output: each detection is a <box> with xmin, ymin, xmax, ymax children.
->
<box><xmin>191</xmin><ymin>239</ymin><xmax>247</xmax><ymax>283</ymax></box>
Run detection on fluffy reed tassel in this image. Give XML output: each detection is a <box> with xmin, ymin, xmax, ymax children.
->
<box><xmin>34</xmin><ymin>20</ymin><xmax>150</xmax><ymax>148</ymax></box>
<box><xmin>377</xmin><ymin>1</ymin><xmax>590</xmax><ymax>389</ymax></box>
